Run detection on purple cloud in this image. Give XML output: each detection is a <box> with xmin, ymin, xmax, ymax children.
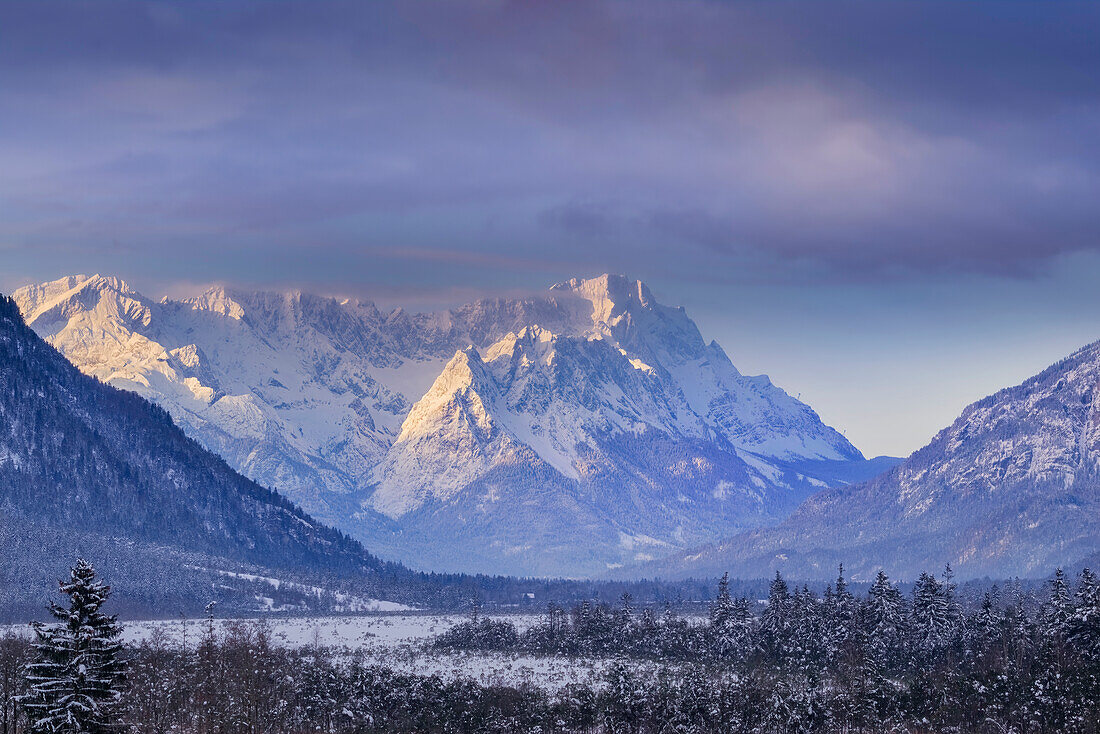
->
<box><xmin>1</xmin><ymin>0</ymin><xmax>1099</xmax><ymax>285</ymax></box>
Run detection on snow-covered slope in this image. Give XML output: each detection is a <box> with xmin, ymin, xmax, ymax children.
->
<box><xmin>645</xmin><ymin>341</ymin><xmax>1100</xmax><ymax>582</ymax></box>
<box><xmin>366</xmin><ymin>324</ymin><xmax>843</xmax><ymax>575</ymax></box>
<box><xmin>14</xmin><ymin>273</ymin><xmax>871</xmax><ymax>576</ymax></box>
<box><xmin>13</xmin><ymin>274</ymin><xmax>448</xmax><ymax>519</ymax></box>
<box><xmin>550</xmin><ymin>275</ymin><xmax>863</xmax><ymax>462</ymax></box>
<box><xmin>372</xmin><ymin>325</ymin><xmax>711</xmax><ymax>516</ymax></box>
<box><xmin>0</xmin><ymin>292</ymin><xmax>419</xmax><ymax>617</ymax></box>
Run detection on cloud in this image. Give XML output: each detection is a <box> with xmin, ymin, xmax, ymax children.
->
<box><xmin>2</xmin><ymin>0</ymin><xmax>1100</xmax><ymax>284</ymax></box>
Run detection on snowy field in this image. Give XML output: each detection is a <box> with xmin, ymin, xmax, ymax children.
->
<box><xmin>4</xmin><ymin>612</ymin><xmax>703</xmax><ymax>691</ymax></box>
<box><xmin>119</xmin><ymin>613</ymin><xmax>536</xmax><ymax>648</ymax></box>
<box><xmin>95</xmin><ymin>614</ymin><xmax>653</xmax><ymax>692</ymax></box>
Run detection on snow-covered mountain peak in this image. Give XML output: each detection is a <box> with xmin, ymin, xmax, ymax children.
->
<box><xmin>551</xmin><ymin>273</ymin><xmax>655</xmax><ymax>326</ymax></box>
<box><xmin>181</xmin><ymin>286</ymin><xmax>246</xmax><ymax>320</ymax></box>
<box><xmin>372</xmin><ymin>344</ymin><xmax>528</xmax><ymax>519</ymax></box>
<box><xmin>13</xmin><ymin>272</ymin><xmax>876</xmax><ymax>575</ymax></box>
<box><xmin>372</xmin><ymin>322</ymin><xmax>727</xmax><ymax>520</ymax></box>
<box><xmin>892</xmin><ymin>338</ymin><xmax>1100</xmax><ymax>503</ymax></box>
<box><xmin>483</xmin><ymin>324</ymin><xmax>558</xmax><ymax>365</ymax></box>
<box><xmin>394</xmin><ymin>346</ymin><xmax>497</xmax><ymax>444</ymax></box>
<box><xmin>550</xmin><ymin>274</ymin><xmax>709</xmax><ymax>367</ymax></box>
<box><xmin>14</xmin><ymin>273</ymin><xmax>150</xmax><ymax>330</ymax></box>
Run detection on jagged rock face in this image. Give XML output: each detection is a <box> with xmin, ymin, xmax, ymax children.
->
<box><xmin>14</xmin><ymin>273</ymin><xmax>868</xmax><ymax>576</ymax></box>
<box><xmin>368</xmin><ymin>326</ymin><xmax>781</xmax><ymax>575</ymax></box>
<box><xmin>553</xmin><ymin>275</ymin><xmax>864</xmax><ymax>462</ymax></box>
<box><xmin>373</xmin><ymin>324</ymin><xmax>713</xmax><ymax>515</ymax></box>
<box><xmin>895</xmin><ymin>344</ymin><xmax>1100</xmax><ymax>503</ymax></box>
<box><xmin>647</xmin><ymin>342</ymin><xmax>1100</xmax><ymax>582</ymax></box>
<box><xmin>13</xmin><ymin>275</ymin><xmax>442</xmax><ymax>520</ymax></box>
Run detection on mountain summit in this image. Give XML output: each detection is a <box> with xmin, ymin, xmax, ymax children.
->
<box><xmin>14</xmin><ymin>273</ymin><xmax>877</xmax><ymax>575</ymax></box>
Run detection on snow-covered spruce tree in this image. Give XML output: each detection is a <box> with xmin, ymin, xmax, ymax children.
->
<box><xmin>708</xmin><ymin>573</ymin><xmax>755</xmax><ymax>661</ymax></box>
<box><xmin>1</xmin><ymin>632</ymin><xmax>33</xmax><ymax>734</ymax></box>
<box><xmin>1066</xmin><ymin>567</ymin><xmax>1100</xmax><ymax>716</ymax></box>
<box><xmin>707</xmin><ymin>573</ymin><xmax>734</xmax><ymax>657</ymax></box>
<box><xmin>613</xmin><ymin>592</ymin><xmax>634</xmax><ymax>650</ymax></box>
<box><xmin>789</xmin><ymin>585</ymin><xmax>824</xmax><ymax>674</ymax></box>
<box><xmin>709</xmin><ymin>572</ymin><xmax>734</xmax><ymax>629</ymax></box>
<box><xmin>1068</xmin><ymin>568</ymin><xmax>1100</xmax><ymax>659</ymax></box>
<box><xmin>760</xmin><ymin>571</ymin><xmax>791</xmax><ymax>663</ymax></box>
<box><xmin>911</xmin><ymin>570</ymin><xmax>955</xmax><ymax>656</ymax></box>
<box><xmin>1042</xmin><ymin>568</ymin><xmax>1073</xmax><ymax>642</ymax></box>
<box><xmin>860</xmin><ymin>570</ymin><xmax>906</xmax><ymax>726</ymax></box>
<box><xmin>864</xmin><ymin>570</ymin><xmax>906</xmax><ymax>666</ymax></box>
<box><xmin>19</xmin><ymin>560</ymin><xmax>125</xmax><ymax>734</ymax></box>
<box><xmin>822</xmin><ymin>564</ymin><xmax>859</xmax><ymax>671</ymax></box>
<box><xmin>969</xmin><ymin>590</ymin><xmax>1005</xmax><ymax>651</ymax></box>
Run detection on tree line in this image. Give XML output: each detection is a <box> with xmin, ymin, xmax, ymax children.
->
<box><xmin>436</xmin><ymin>566</ymin><xmax>1100</xmax><ymax>732</ymax></box>
<box><xmin>3</xmin><ymin>561</ymin><xmax>1099</xmax><ymax>732</ymax></box>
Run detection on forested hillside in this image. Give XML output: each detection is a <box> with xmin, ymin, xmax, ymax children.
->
<box><xmin>0</xmin><ymin>294</ymin><xmax>432</xmax><ymax>616</ymax></box>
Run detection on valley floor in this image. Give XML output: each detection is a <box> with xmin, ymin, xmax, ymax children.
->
<box><xmin>10</xmin><ymin>613</ymin><xmax>671</xmax><ymax>692</ymax></box>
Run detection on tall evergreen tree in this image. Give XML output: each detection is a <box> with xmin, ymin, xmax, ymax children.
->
<box><xmin>789</xmin><ymin>585</ymin><xmax>824</xmax><ymax>674</ymax></box>
<box><xmin>859</xmin><ymin>571</ymin><xmax>905</xmax><ymax>724</ymax></box>
<box><xmin>1</xmin><ymin>633</ymin><xmax>31</xmax><ymax>734</ymax></box>
<box><xmin>709</xmin><ymin>573</ymin><xmax>734</xmax><ymax>629</ymax></box>
<box><xmin>1067</xmin><ymin>566</ymin><xmax>1100</xmax><ymax>703</ymax></box>
<box><xmin>970</xmin><ymin>590</ymin><xmax>1004</xmax><ymax>648</ymax></box>
<box><xmin>760</xmin><ymin>571</ymin><xmax>792</xmax><ymax>663</ymax></box>
<box><xmin>865</xmin><ymin>570</ymin><xmax>906</xmax><ymax>648</ymax></box>
<box><xmin>19</xmin><ymin>560</ymin><xmax>124</xmax><ymax>734</ymax></box>
<box><xmin>1067</xmin><ymin>568</ymin><xmax>1100</xmax><ymax>656</ymax></box>
<box><xmin>824</xmin><ymin>565</ymin><xmax>858</xmax><ymax>664</ymax></box>
<box><xmin>911</xmin><ymin>571</ymin><xmax>954</xmax><ymax>656</ymax></box>
<box><xmin>709</xmin><ymin>573</ymin><xmax>753</xmax><ymax>659</ymax></box>
<box><xmin>1042</xmin><ymin>568</ymin><xmax>1073</xmax><ymax>641</ymax></box>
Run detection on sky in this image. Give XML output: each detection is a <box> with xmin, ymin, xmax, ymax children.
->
<box><xmin>3</xmin><ymin>0</ymin><xmax>1100</xmax><ymax>458</ymax></box>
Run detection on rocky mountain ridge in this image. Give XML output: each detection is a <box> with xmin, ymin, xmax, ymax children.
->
<box><xmin>643</xmin><ymin>339</ymin><xmax>1100</xmax><ymax>581</ymax></box>
<box><xmin>14</xmin><ymin>273</ymin><xmax>876</xmax><ymax>575</ymax></box>
<box><xmin>0</xmin><ymin>293</ymin><xmax>426</xmax><ymax>617</ymax></box>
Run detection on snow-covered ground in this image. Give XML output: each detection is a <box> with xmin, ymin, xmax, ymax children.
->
<box><xmin>182</xmin><ymin>566</ymin><xmax>416</xmax><ymax>613</ymax></box>
<box><xmin>119</xmin><ymin>614</ymin><xmax>629</xmax><ymax>692</ymax></box>
<box><xmin>3</xmin><ymin>612</ymin><xmax>698</xmax><ymax>691</ymax></box>
<box><xmin>119</xmin><ymin>613</ymin><xmax>524</xmax><ymax>648</ymax></box>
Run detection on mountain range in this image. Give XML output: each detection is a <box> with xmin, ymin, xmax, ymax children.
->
<box><xmin>9</xmin><ymin>270</ymin><xmax>1100</xmax><ymax>585</ymax></box>
<box><xmin>0</xmin><ymin>292</ymin><xmax>438</xmax><ymax>618</ymax></box>
<box><xmin>645</xmin><ymin>339</ymin><xmax>1100</xmax><ymax>581</ymax></box>
<box><xmin>13</xmin><ymin>273</ymin><xmax>886</xmax><ymax>576</ymax></box>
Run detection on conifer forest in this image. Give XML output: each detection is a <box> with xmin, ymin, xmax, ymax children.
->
<box><xmin>3</xmin><ymin>563</ymin><xmax>1099</xmax><ymax>733</ymax></box>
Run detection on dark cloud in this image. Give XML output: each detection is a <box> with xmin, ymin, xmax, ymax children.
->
<box><xmin>2</xmin><ymin>0</ymin><xmax>1100</xmax><ymax>284</ymax></box>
